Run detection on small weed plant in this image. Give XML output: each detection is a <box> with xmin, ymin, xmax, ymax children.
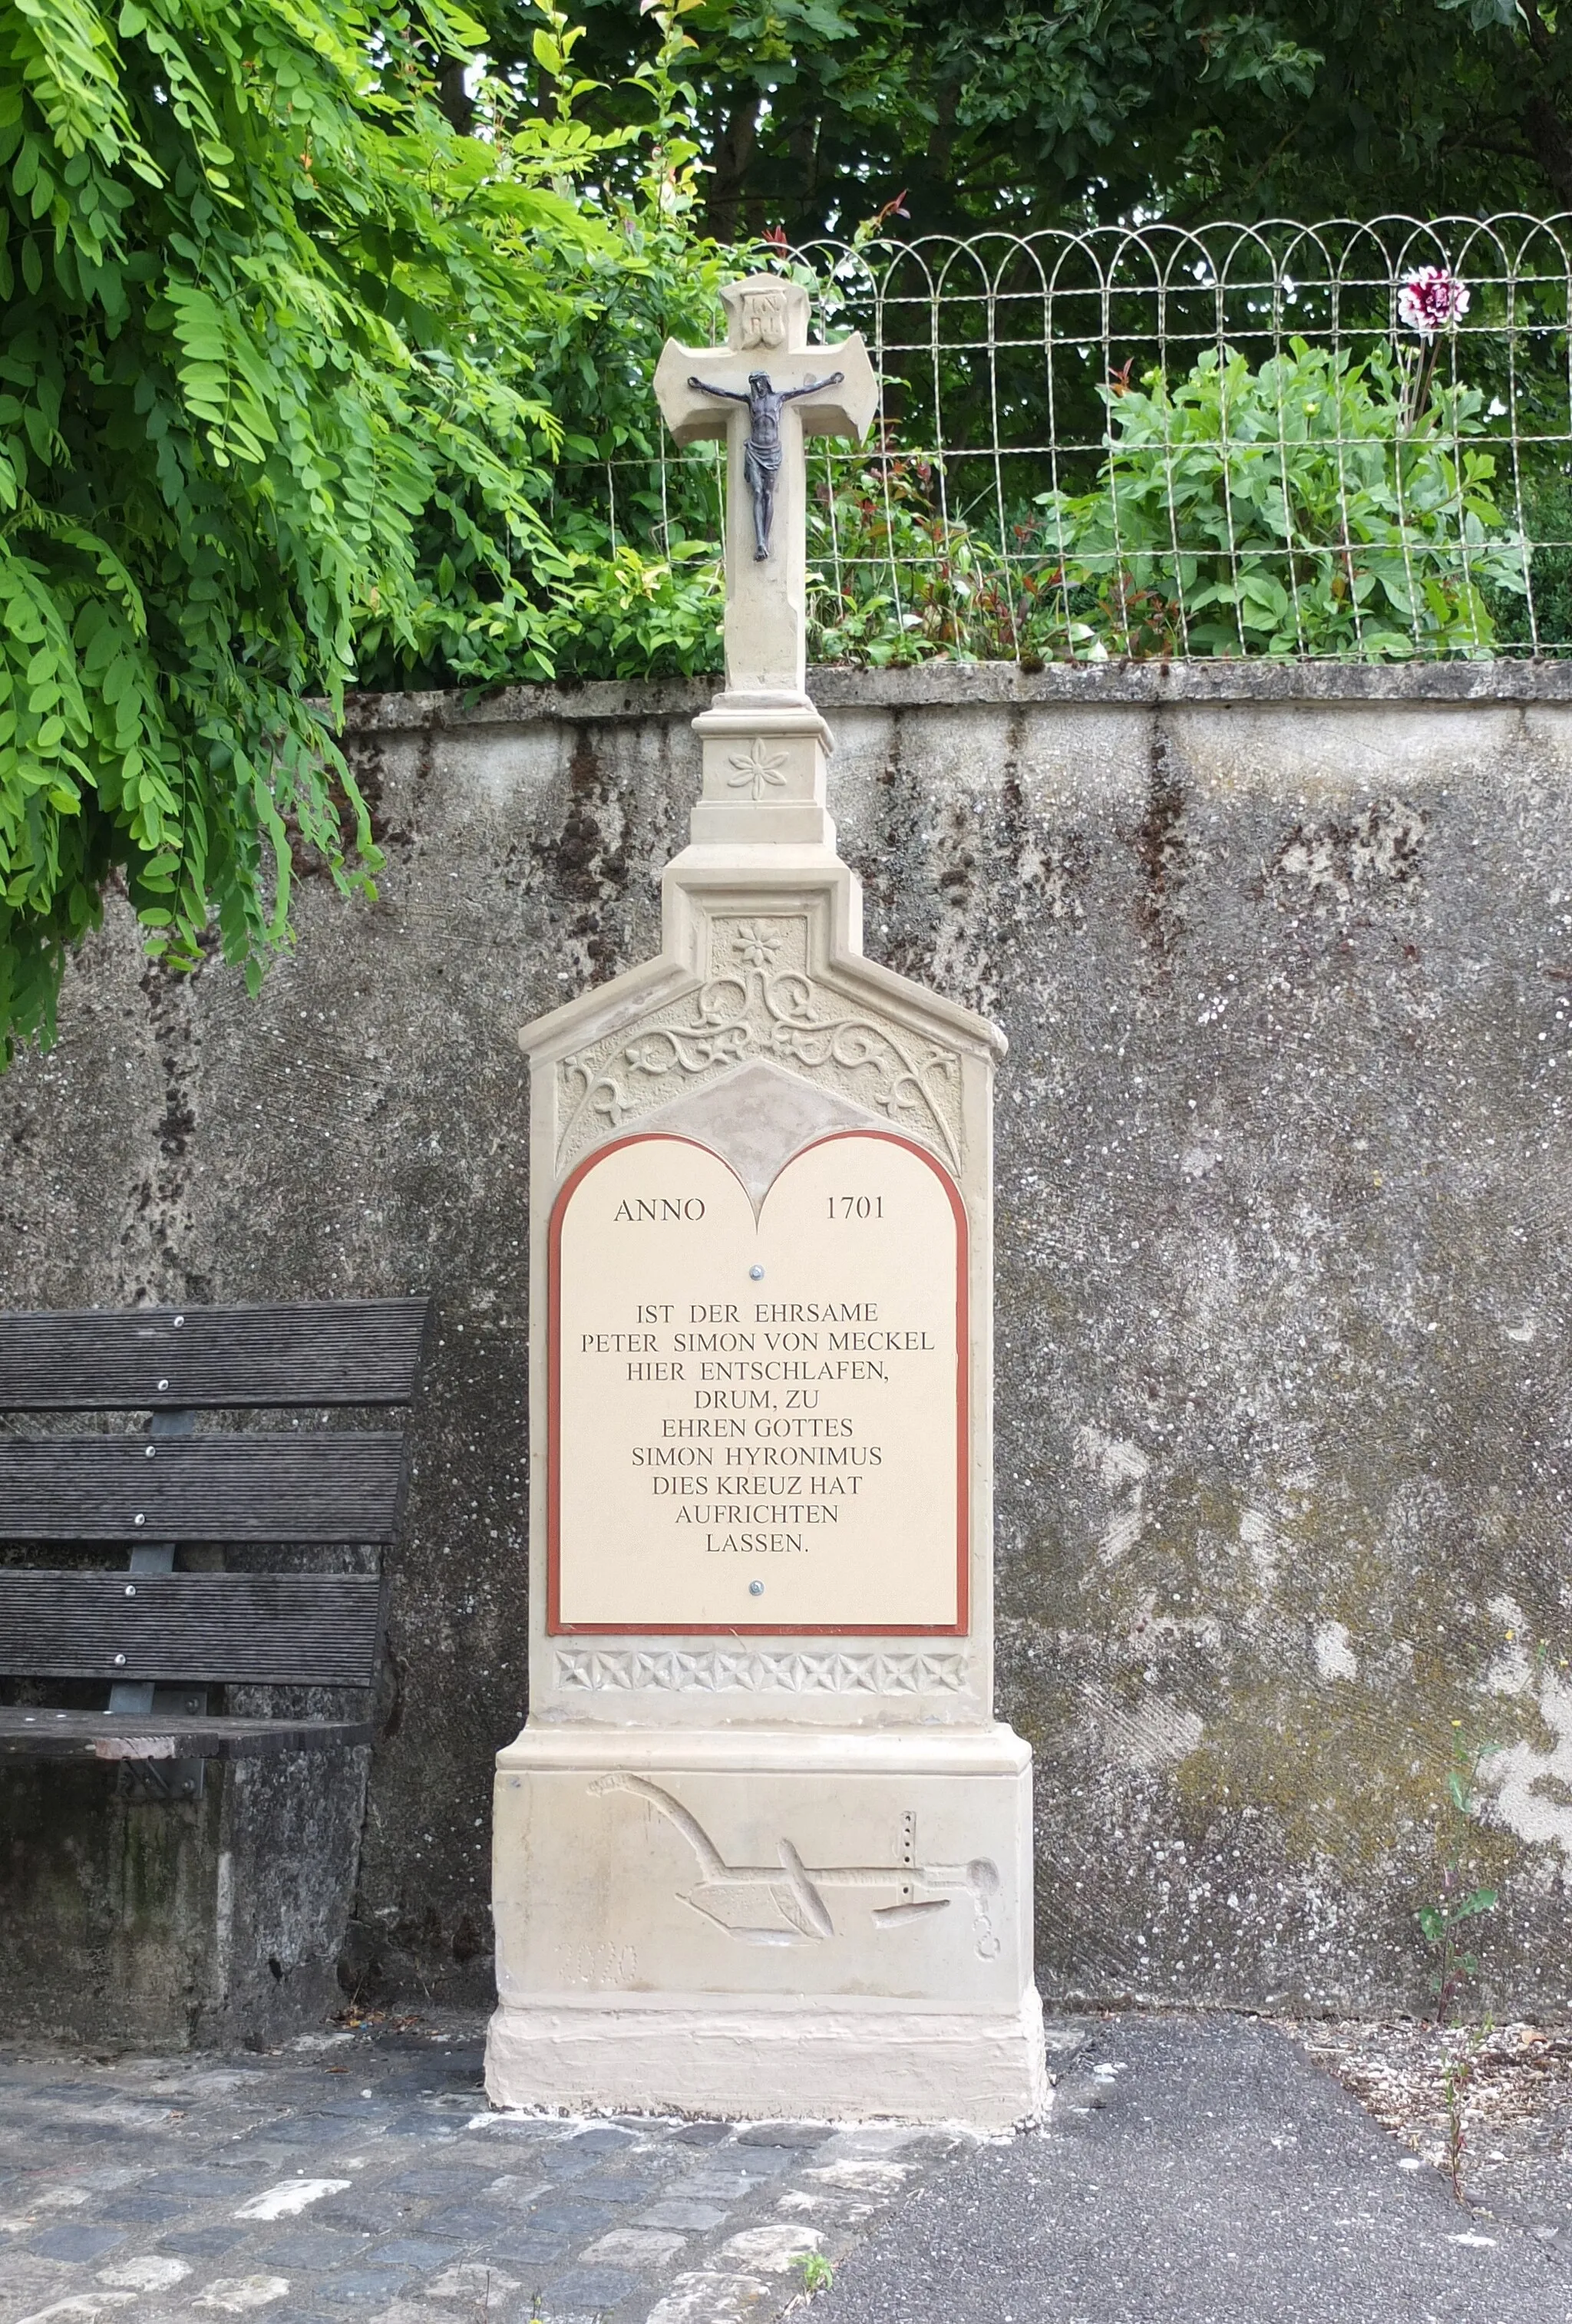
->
<box><xmin>1417</xmin><ymin>1723</ymin><xmax>1504</xmax><ymax>2201</ymax></box>
<box><xmin>1441</xmin><ymin>2015</ymin><xmax>1494</xmax><ymax>2202</ymax></box>
<box><xmin>1417</xmin><ymin>1725</ymin><xmax>1502</xmax><ymax>2025</ymax></box>
<box><xmin>792</xmin><ymin>2250</ymin><xmax>835</xmax><ymax>2295</ymax></box>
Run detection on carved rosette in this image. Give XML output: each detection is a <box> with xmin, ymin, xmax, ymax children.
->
<box><xmin>556</xmin><ymin>913</ymin><xmax>963</xmax><ymax>1170</ymax></box>
<box><xmin>554</xmin><ymin>1646</ymin><xmax>968</xmax><ymax>1695</ymax></box>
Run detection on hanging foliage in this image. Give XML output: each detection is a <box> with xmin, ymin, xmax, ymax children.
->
<box><xmin>0</xmin><ymin>0</ymin><xmax>725</xmax><ymax>1058</ymax></box>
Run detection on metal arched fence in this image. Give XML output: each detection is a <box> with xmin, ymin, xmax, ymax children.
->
<box><xmin>590</xmin><ymin>219</ymin><xmax>1572</xmax><ymax>662</ymax></box>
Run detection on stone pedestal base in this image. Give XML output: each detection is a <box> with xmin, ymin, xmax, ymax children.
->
<box><xmin>485</xmin><ymin>1992</ymin><xmax>1046</xmax><ymax>2127</ymax></box>
<box><xmin>484</xmin><ymin>1725</ymin><xmax>1046</xmax><ymax>2131</ymax></box>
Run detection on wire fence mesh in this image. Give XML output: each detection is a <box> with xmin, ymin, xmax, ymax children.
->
<box><xmin>557</xmin><ymin>216</ymin><xmax>1572</xmax><ymax>664</ymax></box>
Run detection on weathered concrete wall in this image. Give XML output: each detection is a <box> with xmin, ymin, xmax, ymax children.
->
<box><xmin>0</xmin><ymin>1751</ymin><xmax>366</xmax><ymax>2049</ymax></box>
<box><xmin>4</xmin><ymin>662</ymin><xmax>1571</xmax><ymax>2034</ymax></box>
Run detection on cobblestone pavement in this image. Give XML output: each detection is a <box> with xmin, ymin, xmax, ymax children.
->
<box><xmin>0</xmin><ymin>2013</ymin><xmax>982</xmax><ymax>2324</ymax></box>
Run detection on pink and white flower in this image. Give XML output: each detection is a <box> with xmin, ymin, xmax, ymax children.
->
<box><xmin>1398</xmin><ymin>266</ymin><xmax>1471</xmax><ymax>336</ymax></box>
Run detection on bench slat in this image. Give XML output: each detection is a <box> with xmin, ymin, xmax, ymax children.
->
<box><xmin>0</xmin><ymin>1708</ymin><xmax>374</xmax><ymax>1759</ymax></box>
<box><xmin>0</xmin><ymin>1299</ymin><xmax>430</xmax><ymax>1410</ymax></box>
<box><xmin>0</xmin><ymin>1573</ymin><xmax>382</xmax><ymax>1682</ymax></box>
<box><xmin>0</xmin><ymin>1434</ymin><xmax>408</xmax><ymax>1540</ymax></box>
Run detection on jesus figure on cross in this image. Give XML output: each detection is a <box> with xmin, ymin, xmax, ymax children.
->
<box><xmin>685</xmin><ymin>368</ymin><xmax>847</xmax><ymax>561</ymax></box>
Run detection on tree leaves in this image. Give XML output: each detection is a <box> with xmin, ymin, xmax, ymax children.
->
<box><xmin>550</xmin><ymin>1</ymin><xmax>1572</xmax><ymax>236</ymax></box>
<box><xmin>162</xmin><ymin>281</ymin><xmax>281</xmax><ymax>467</ymax></box>
<box><xmin>0</xmin><ymin>0</ymin><xmax>695</xmax><ymax>1058</ymax></box>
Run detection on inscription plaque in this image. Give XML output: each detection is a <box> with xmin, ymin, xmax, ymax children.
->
<box><xmin>549</xmin><ymin>1129</ymin><xmax>966</xmax><ymax>1633</ymax></box>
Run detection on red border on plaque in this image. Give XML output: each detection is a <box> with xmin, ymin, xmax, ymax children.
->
<box><xmin>545</xmin><ymin>1128</ymin><xmax>969</xmax><ymax>1636</ymax></box>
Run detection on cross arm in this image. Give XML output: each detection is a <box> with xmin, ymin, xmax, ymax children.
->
<box><xmin>654</xmin><ymin>332</ymin><xmax>879</xmax><ymax>447</ymax></box>
<box><xmin>779</xmin><ymin>370</ymin><xmax>845</xmax><ymax>404</ymax></box>
<box><xmin>655</xmin><ymin>339</ymin><xmax>735</xmax><ymax>444</ymax></box>
<box><xmin>769</xmin><ymin>340</ymin><xmax>876</xmax><ymax>443</ymax></box>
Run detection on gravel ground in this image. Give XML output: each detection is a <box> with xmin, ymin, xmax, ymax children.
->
<box><xmin>1293</xmin><ymin>2017</ymin><xmax>1572</xmax><ymax>2242</ymax></box>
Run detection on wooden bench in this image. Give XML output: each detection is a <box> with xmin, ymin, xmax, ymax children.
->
<box><xmin>0</xmin><ymin>1298</ymin><xmax>430</xmax><ymax>1789</ymax></box>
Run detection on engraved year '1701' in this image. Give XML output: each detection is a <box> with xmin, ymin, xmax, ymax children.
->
<box><xmin>547</xmin><ymin>1129</ymin><xmax>968</xmax><ymax>1636</ymax></box>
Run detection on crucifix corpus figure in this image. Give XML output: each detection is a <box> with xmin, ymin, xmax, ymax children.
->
<box><xmin>654</xmin><ymin>277</ymin><xmax>877</xmax><ymax>702</ymax></box>
<box><xmin>685</xmin><ymin>368</ymin><xmax>847</xmax><ymax>561</ymax></box>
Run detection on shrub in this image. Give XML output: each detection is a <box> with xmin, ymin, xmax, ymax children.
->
<box><xmin>1037</xmin><ymin>340</ymin><xmax>1526</xmax><ymax>659</ymax></box>
<box><xmin>808</xmin><ymin>339</ymin><xmax>1527</xmax><ymax>665</ymax></box>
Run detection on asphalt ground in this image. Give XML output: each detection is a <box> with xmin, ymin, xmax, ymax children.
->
<box><xmin>817</xmin><ymin>2013</ymin><xmax>1572</xmax><ymax>2324</ymax></box>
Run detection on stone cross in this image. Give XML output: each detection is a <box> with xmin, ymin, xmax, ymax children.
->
<box><xmin>655</xmin><ymin>276</ymin><xmax>877</xmax><ymax>710</ymax></box>
<box><xmin>489</xmin><ymin>268</ymin><xmax>1042</xmax><ymax>2134</ymax></box>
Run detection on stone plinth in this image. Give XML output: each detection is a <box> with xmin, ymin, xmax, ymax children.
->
<box><xmin>490</xmin><ymin>1725</ymin><xmax>1038</xmax><ymax>2126</ymax></box>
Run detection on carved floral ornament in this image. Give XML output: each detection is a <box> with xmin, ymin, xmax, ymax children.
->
<box><xmin>556</xmin><ymin>914</ymin><xmax>964</xmax><ymax>1168</ymax></box>
<box><xmin>728</xmin><ymin>737</ymin><xmax>788</xmax><ymax>801</ymax></box>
